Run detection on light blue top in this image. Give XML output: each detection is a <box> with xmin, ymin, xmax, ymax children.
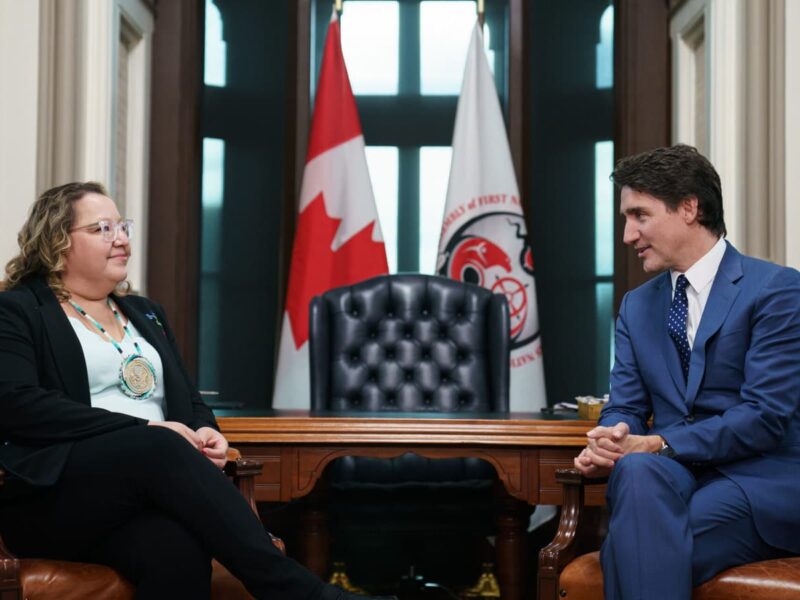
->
<box><xmin>68</xmin><ymin>317</ymin><xmax>166</xmax><ymax>421</ymax></box>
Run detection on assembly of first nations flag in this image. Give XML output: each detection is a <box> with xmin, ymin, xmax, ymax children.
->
<box><xmin>437</xmin><ymin>22</ymin><xmax>547</xmax><ymax>412</ymax></box>
<box><xmin>273</xmin><ymin>10</ymin><xmax>389</xmax><ymax>409</ymax></box>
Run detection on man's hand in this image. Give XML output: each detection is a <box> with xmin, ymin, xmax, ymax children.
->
<box><xmin>575</xmin><ymin>421</ymin><xmax>669</xmax><ymax>478</ymax></box>
<box><xmin>587</xmin><ymin>422</ymin><xmax>630</xmax><ymax>445</ymax></box>
<box><xmin>619</xmin><ymin>434</ymin><xmax>664</xmax><ymax>455</ymax></box>
<box><xmin>148</xmin><ymin>421</ymin><xmax>203</xmax><ymax>450</ymax></box>
<box><xmin>574</xmin><ymin>423</ymin><xmax>628</xmax><ymax>477</ymax></box>
<box><xmin>574</xmin><ymin>447</ymin><xmax>614</xmax><ymax>478</ymax></box>
<box><xmin>196</xmin><ymin>426</ymin><xmax>229</xmax><ymax>469</ymax></box>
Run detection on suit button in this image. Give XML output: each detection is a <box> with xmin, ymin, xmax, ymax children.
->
<box><xmin>685</xmin><ymin>415</ymin><xmax>695</xmax><ymax>423</ymax></box>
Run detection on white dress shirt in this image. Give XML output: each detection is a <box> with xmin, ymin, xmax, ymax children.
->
<box><xmin>670</xmin><ymin>236</ymin><xmax>727</xmax><ymax>348</ymax></box>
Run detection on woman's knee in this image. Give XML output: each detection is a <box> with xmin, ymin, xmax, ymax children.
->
<box><xmin>71</xmin><ymin>425</ymin><xmax>195</xmax><ymax>469</ymax></box>
<box><xmin>94</xmin><ymin>513</ymin><xmax>211</xmax><ymax>591</ymax></box>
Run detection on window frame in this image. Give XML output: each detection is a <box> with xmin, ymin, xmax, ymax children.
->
<box><xmin>286</xmin><ymin>0</ymin><xmax>529</xmax><ymax>274</ymax></box>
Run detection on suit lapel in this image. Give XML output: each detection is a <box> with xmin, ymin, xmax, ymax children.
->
<box><xmin>113</xmin><ymin>295</ymin><xmax>171</xmax><ymax>362</ymax></box>
<box><xmin>29</xmin><ymin>278</ymin><xmax>91</xmax><ymax>405</ymax></box>
<box><xmin>685</xmin><ymin>244</ymin><xmax>743</xmax><ymax>407</ymax></box>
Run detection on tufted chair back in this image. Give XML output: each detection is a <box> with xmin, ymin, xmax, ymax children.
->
<box><xmin>309</xmin><ymin>274</ymin><xmax>510</xmax><ymax>413</ymax></box>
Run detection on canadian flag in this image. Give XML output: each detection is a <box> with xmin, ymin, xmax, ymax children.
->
<box><xmin>272</xmin><ymin>11</ymin><xmax>388</xmax><ymax>409</ymax></box>
<box><xmin>437</xmin><ymin>22</ymin><xmax>547</xmax><ymax>411</ymax></box>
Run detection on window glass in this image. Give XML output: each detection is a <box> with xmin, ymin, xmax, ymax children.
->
<box><xmin>199</xmin><ymin>137</ymin><xmax>225</xmax><ymax>391</ymax></box>
<box><xmin>596</xmin><ymin>281</ymin><xmax>615</xmax><ymax>387</ymax></box>
<box><xmin>594</xmin><ymin>140</ymin><xmax>614</xmax><ymax>276</ymax></box>
<box><xmin>418</xmin><ymin>146</ymin><xmax>452</xmax><ymax>274</ymax></box>
<box><xmin>594</xmin><ymin>137</ymin><xmax>615</xmax><ymax>389</ymax></box>
<box><xmin>595</xmin><ymin>4</ymin><xmax>613</xmax><ymax>89</ymax></box>
<box><xmin>365</xmin><ymin>146</ymin><xmax>399</xmax><ymax>272</ymax></box>
<box><xmin>530</xmin><ymin>0</ymin><xmax>615</xmax><ymax>402</ymax></box>
<box><xmin>341</xmin><ymin>1</ymin><xmax>399</xmax><ymax>95</ymax></box>
<box><xmin>420</xmin><ymin>1</ymin><xmax>480</xmax><ymax>94</ymax></box>
<box><xmin>204</xmin><ymin>0</ymin><xmax>226</xmax><ymax>87</ymax></box>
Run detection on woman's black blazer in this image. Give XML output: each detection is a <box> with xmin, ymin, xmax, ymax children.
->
<box><xmin>0</xmin><ymin>277</ymin><xmax>217</xmax><ymax>487</ymax></box>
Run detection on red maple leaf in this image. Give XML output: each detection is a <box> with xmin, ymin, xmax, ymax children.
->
<box><xmin>285</xmin><ymin>193</ymin><xmax>388</xmax><ymax>348</ymax></box>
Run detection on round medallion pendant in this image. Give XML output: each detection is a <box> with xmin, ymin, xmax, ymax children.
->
<box><xmin>119</xmin><ymin>354</ymin><xmax>157</xmax><ymax>399</ymax></box>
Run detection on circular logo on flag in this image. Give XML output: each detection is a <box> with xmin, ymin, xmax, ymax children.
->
<box><xmin>438</xmin><ymin>211</ymin><xmax>540</xmax><ymax>349</ymax></box>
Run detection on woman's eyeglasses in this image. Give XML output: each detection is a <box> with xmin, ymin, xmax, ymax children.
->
<box><xmin>71</xmin><ymin>219</ymin><xmax>134</xmax><ymax>242</ymax></box>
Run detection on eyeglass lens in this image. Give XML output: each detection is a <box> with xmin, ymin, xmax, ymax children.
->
<box><xmin>99</xmin><ymin>220</ymin><xmax>134</xmax><ymax>241</ymax></box>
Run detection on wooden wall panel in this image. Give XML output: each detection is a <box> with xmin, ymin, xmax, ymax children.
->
<box><xmin>614</xmin><ymin>0</ymin><xmax>672</xmax><ymax>308</ymax></box>
<box><xmin>147</xmin><ymin>0</ymin><xmax>204</xmax><ymax>373</ymax></box>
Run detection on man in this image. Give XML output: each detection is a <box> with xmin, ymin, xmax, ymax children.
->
<box><xmin>575</xmin><ymin>144</ymin><xmax>800</xmax><ymax>599</ymax></box>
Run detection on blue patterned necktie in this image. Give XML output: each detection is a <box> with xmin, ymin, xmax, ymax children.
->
<box><xmin>668</xmin><ymin>274</ymin><xmax>691</xmax><ymax>379</ymax></box>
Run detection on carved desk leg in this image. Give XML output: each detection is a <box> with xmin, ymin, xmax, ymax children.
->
<box><xmin>494</xmin><ymin>482</ymin><xmax>531</xmax><ymax>600</ymax></box>
<box><xmin>299</xmin><ymin>485</ymin><xmax>331</xmax><ymax>578</ymax></box>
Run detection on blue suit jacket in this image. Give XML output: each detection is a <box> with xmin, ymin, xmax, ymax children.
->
<box><xmin>600</xmin><ymin>242</ymin><xmax>800</xmax><ymax>553</ymax></box>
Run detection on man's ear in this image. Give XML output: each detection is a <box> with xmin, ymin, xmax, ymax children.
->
<box><xmin>680</xmin><ymin>195</ymin><xmax>700</xmax><ymax>224</ymax></box>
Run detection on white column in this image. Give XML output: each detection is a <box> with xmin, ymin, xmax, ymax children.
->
<box><xmin>80</xmin><ymin>0</ymin><xmax>115</xmax><ymax>184</ymax></box>
<box><xmin>706</xmin><ymin>0</ymin><xmax>746</xmax><ymax>249</ymax></box>
<box><xmin>0</xmin><ymin>0</ymin><xmax>41</xmax><ymax>269</ymax></box>
<box><xmin>785</xmin><ymin>0</ymin><xmax>800</xmax><ymax>269</ymax></box>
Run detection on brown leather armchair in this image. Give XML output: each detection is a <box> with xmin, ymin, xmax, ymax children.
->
<box><xmin>538</xmin><ymin>468</ymin><xmax>800</xmax><ymax>600</ymax></box>
<box><xmin>0</xmin><ymin>449</ymin><xmax>284</xmax><ymax>600</ymax></box>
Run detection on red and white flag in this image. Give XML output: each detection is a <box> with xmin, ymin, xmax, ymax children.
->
<box><xmin>437</xmin><ymin>22</ymin><xmax>547</xmax><ymax>411</ymax></box>
<box><xmin>273</xmin><ymin>11</ymin><xmax>388</xmax><ymax>409</ymax></box>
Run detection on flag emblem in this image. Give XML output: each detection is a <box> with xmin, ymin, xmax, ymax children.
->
<box><xmin>438</xmin><ymin>211</ymin><xmax>540</xmax><ymax>348</ymax></box>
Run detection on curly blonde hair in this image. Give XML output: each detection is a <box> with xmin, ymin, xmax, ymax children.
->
<box><xmin>3</xmin><ymin>182</ymin><xmax>128</xmax><ymax>301</ymax></box>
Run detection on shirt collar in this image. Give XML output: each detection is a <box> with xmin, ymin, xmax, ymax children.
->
<box><xmin>670</xmin><ymin>237</ymin><xmax>727</xmax><ymax>293</ymax></box>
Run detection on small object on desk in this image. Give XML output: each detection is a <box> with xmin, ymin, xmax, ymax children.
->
<box><xmin>553</xmin><ymin>402</ymin><xmax>579</xmax><ymax>411</ymax></box>
<box><xmin>576</xmin><ymin>395</ymin><xmax>608</xmax><ymax>420</ymax></box>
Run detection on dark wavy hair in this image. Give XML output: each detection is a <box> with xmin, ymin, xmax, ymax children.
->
<box><xmin>3</xmin><ymin>181</ymin><xmax>129</xmax><ymax>300</ymax></box>
<box><xmin>611</xmin><ymin>144</ymin><xmax>727</xmax><ymax>237</ymax></box>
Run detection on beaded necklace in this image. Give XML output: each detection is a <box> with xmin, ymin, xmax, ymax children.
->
<box><xmin>69</xmin><ymin>298</ymin><xmax>157</xmax><ymax>399</ymax></box>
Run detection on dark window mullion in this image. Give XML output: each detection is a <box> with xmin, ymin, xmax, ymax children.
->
<box><xmin>358</xmin><ymin>96</ymin><xmax>456</xmax><ymax>145</ymax></box>
<box><xmin>397</xmin><ymin>147</ymin><xmax>420</xmax><ymax>271</ymax></box>
<box><xmin>396</xmin><ymin>0</ymin><xmax>421</xmax><ymax>272</ymax></box>
<box><xmin>398</xmin><ymin>0</ymin><xmax>420</xmax><ymax>95</ymax></box>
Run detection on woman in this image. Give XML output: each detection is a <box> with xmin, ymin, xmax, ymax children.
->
<box><xmin>0</xmin><ymin>182</ymin><xmax>386</xmax><ymax>600</ymax></box>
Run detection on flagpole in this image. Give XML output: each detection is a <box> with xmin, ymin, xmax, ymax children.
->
<box><xmin>477</xmin><ymin>0</ymin><xmax>484</xmax><ymax>28</ymax></box>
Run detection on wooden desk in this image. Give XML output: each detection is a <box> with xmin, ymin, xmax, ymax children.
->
<box><xmin>218</xmin><ymin>411</ymin><xmax>601</xmax><ymax>599</ymax></box>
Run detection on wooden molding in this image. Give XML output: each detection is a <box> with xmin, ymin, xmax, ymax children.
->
<box><xmin>218</xmin><ymin>414</ymin><xmax>593</xmax><ymax>447</ymax></box>
<box><xmin>614</xmin><ymin>0</ymin><xmax>671</xmax><ymax>308</ymax></box>
<box><xmin>146</xmin><ymin>0</ymin><xmax>203</xmax><ymax>372</ymax></box>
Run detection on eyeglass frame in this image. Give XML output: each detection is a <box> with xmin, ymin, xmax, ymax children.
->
<box><xmin>70</xmin><ymin>219</ymin><xmax>134</xmax><ymax>242</ymax></box>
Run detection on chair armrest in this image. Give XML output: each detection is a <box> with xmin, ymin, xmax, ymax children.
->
<box><xmin>539</xmin><ymin>469</ymin><xmax>588</xmax><ymax>572</ymax></box>
<box><xmin>224</xmin><ymin>448</ymin><xmax>263</xmax><ymax>516</ymax></box>
<box><xmin>0</xmin><ymin>469</ymin><xmax>23</xmax><ymax>598</ymax></box>
<box><xmin>223</xmin><ymin>448</ymin><xmax>286</xmax><ymax>555</ymax></box>
<box><xmin>537</xmin><ymin>468</ymin><xmax>607</xmax><ymax>600</ymax></box>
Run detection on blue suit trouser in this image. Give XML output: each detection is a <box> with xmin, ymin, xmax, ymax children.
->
<box><xmin>601</xmin><ymin>453</ymin><xmax>788</xmax><ymax>600</ymax></box>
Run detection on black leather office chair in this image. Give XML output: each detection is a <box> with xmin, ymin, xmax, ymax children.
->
<box><xmin>307</xmin><ymin>274</ymin><xmax>513</xmax><ymax>591</ymax></box>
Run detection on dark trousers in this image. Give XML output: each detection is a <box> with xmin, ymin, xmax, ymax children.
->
<box><xmin>0</xmin><ymin>426</ymin><xmax>343</xmax><ymax>600</ymax></box>
<box><xmin>600</xmin><ymin>453</ymin><xmax>789</xmax><ymax>600</ymax></box>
